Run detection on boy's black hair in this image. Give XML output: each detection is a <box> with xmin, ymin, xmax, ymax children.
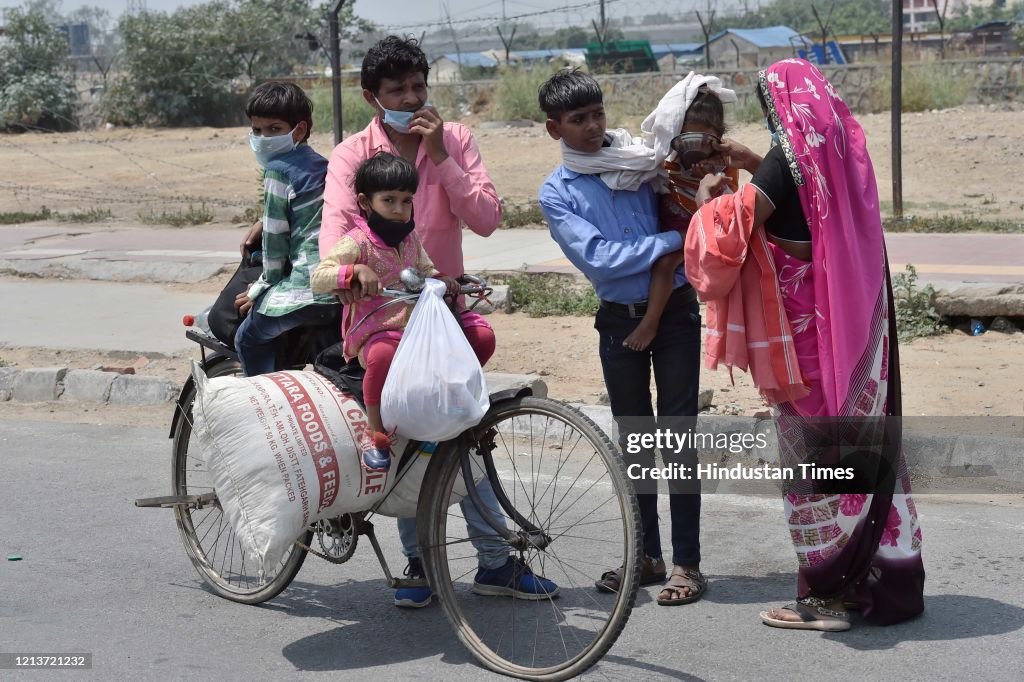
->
<box><xmin>354</xmin><ymin>152</ymin><xmax>419</xmax><ymax>199</ymax></box>
<box><xmin>361</xmin><ymin>35</ymin><xmax>430</xmax><ymax>94</ymax></box>
<box><xmin>684</xmin><ymin>85</ymin><xmax>727</xmax><ymax>138</ymax></box>
<box><xmin>538</xmin><ymin>68</ymin><xmax>603</xmax><ymax>120</ymax></box>
<box><xmin>245</xmin><ymin>81</ymin><xmax>313</xmax><ymax>142</ymax></box>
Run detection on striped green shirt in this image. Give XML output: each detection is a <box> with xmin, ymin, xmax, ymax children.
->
<box><xmin>247</xmin><ymin>143</ymin><xmax>337</xmax><ymax>316</ymax></box>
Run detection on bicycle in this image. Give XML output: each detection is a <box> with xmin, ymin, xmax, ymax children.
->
<box><xmin>137</xmin><ymin>272</ymin><xmax>641</xmax><ymax>681</ymax></box>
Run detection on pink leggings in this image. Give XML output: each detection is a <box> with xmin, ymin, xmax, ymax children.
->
<box><xmin>362</xmin><ymin>324</ymin><xmax>496</xmax><ymax>407</ymax></box>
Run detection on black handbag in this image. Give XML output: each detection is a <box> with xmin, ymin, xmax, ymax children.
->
<box><xmin>208</xmin><ymin>256</ymin><xmax>263</xmax><ymax>348</ymax></box>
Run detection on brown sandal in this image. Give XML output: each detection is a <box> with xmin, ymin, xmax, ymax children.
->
<box><xmin>595</xmin><ymin>555</ymin><xmax>666</xmax><ymax>593</ymax></box>
<box><xmin>656</xmin><ymin>567</ymin><xmax>707</xmax><ymax>605</ymax></box>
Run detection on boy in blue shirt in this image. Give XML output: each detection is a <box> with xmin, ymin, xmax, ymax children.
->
<box><xmin>538</xmin><ymin>69</ymin><xmax>707</xmax><ymax>605</ymax></box>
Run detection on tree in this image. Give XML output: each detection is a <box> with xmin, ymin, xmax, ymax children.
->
<box><xmin>0</xmin><ymin>7</ymin><xmax>77</xmax><ymax>130</ymax></box>
<box><xmin>727</xmin><ymin>0</ymin><xmax>891</xmax><ymax>35</ymax></box>
<box><xmin>102</xmin><ymin>0</ymin><xmax>372</xmax><ymax>127</ymax></box>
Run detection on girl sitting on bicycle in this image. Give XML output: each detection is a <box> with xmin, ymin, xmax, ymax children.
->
<box><xmin>311</xmin><ymin>152</ymin><xmax>490</xmax><ymax>472</ymax></box>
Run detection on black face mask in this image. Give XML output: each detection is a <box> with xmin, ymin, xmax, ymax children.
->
<box><xmin>366</xmin><ymin>208</ymin><xmax>415</xmax><ymax>248</ymax></box>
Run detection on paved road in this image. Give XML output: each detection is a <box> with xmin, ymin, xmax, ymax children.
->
<box><xmin>0</xmin><ymin>279</ymin><xmax>212</xmax><ymax>354</ymax></box>
<box><xmin>1</xmin><ymin>223</ymin><xmax>1022</xmax><ymax>285</ymax></box>
<box><xmin>2</xmin><ymin>421</ymin><xmax>1022</xmax><ymax>680</ymax></box>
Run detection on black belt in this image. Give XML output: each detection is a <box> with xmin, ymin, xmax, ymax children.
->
<box><xmin>600</xmin><ymin>284</ymin><xmax>696</xmax><ymax>319</ymax></box>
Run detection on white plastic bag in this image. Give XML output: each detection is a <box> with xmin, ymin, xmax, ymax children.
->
<box><xmin>380</xmin><ymin>278</ymin><xmax>490</xmax><ymax>441</ymax></box>
<box><xmin>191</xmin><ymin>364</ymin><xmax>404</xmax><ymax>580</ymax></box>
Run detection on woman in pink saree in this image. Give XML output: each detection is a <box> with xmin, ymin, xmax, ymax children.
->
<box><xmin>691</xmin><ymin>59</ymin><xmax>925</xmax><ymax>630</ymax></box>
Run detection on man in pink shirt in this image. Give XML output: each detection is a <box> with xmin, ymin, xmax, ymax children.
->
<box><xmin>319</xmin><ymin>41</ymin><xmax>501</xmax><ymax>279</ymax></box>
<box><xmin>321</xmin><ymin>35</ymin><xmax>559</xmax><ymax>609</ymax></box>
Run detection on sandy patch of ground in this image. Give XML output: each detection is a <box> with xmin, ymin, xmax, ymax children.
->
<box><xmin>1</xmin><ymin>105</ymin><xmax>1022</xmax><ymax>223</ymax></box>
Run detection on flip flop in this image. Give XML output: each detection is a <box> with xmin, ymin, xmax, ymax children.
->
<box><xmin>657</xmin><ymin>567</ymin><xmax>707</xmax><ymax>606</ymax></box>
<box><xmin>760</xmin><ymin>602</ymin><xmax>851</xmax><ymax>631</ymax></box>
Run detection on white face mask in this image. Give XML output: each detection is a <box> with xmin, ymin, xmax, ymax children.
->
<box><xmin>248</xmin><ymin>128</ymin><xmax>297</xmax><ymax>166</ymax></box>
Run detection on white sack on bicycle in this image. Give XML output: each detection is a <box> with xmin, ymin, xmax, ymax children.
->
<box><xmin>380</xmin><ymin>278</ymin><xmax>490</xmax><ymax>441</ymax></box>
<box><xmin>191</xmin><ymin>364</ymin><xmax>401</xmax><ymax>580</ymax></box>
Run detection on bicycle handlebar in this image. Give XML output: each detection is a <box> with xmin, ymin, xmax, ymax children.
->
<box><xmin>347</xmin><ymin>275</ymin><xmax>493</xmax><ymax>340</ymax></box>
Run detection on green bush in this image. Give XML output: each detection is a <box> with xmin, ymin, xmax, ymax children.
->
<box><xmin>505</xmin><ymin>272</ymin><xmax>599</xmax><ymax>317</ymax></box>
<box><xmin>0</xmin><ymin>9</ymin><xmax>77</xmax><ymax>131</ymax></box>
<box><xmin>870</xmin><ymin>63</ymin><xmax>973</xmax><ymax>113</ymax></box>
<box><xmin>139</xmin><ymin>203</ymin><xmax>215</xmax><ymax>227</ymax></box>
<box><xmin>892</xmin><ymin>264</ymin><xmax>946</xmax><ymax>342</ymax></box>
<box><xmin>493</xmin><ymin>67</ymin><xmax>552</xmax><ymax>122</ymax></box>
<box><xmin>57</xmin><ymin>208</ymin><xmax>114</xmax><ymax>223</ymax></box>
<box><xmin>501</xmin><ymin>202</ymin><xmax>546</xmax><ymax>229</ymax></box>
<box><xmin>884</xmin><ymin>214</ymin><xmax>1022</xmax><ymax>233</ymax></box>
<box><xmin>0</xmin><ymin>207</ymin><xmax>53</xmax><ymax>224</ymax></box>
<box><xmin>310</xmin><ymin>86</ymin><xmax>376</xmax><ymax>135</ymax></box>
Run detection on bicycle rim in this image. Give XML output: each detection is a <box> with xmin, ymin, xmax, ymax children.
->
<box><xmin>420</xmin><ymin>396</ymin><xmax>641</xmax><ymax>681</ymax></box>
<box><xmin>171</xmin><ymin>359</ymin><xmax>309</xmax><ymax>604</ymax></box>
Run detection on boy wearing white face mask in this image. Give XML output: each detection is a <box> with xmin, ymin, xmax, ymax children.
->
<box><xmin>234</xmin><ymin>81</ymin><xmax>338</xmax><ymax>377</ymax></box>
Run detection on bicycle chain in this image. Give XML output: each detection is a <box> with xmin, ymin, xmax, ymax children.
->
<box><xmin>294</xmin><ymin>538</ymin><xmax>345</xmax><ymax>563</ymax></box>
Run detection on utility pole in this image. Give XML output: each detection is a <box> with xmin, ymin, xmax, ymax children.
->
<box><xmin>593</xmin><ymin>0</ymin><xmax>609</xmax><ymax>48</ymax></box>
<box><xmin>696</xmin><ymin>2</ymin><xmax>716</xmax><ymax>70</ymax></box>
<box><xmin>891</xmin><ymin>0</ymin><xmax>903</xmax><ymax>219</ymax></box>
<box><xmin>329</xmin><ymin>0</ymin><xmax>346</xmax><ymax>145</ymax></box>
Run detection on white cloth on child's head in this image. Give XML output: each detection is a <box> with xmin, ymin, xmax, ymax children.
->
<box><xmin>560</xmin><ymin>128</ymin><xmax>658</xmax><ymax>192</ymax></box>
<box><xmin>559</xmin><ymin>72</ymin><xmax>737</xmax><ymax>192</ymax></box>
<box><xmin>640</xmin><ymin>71</ymin><xmax>737</xmax><ymax>169</ymax></box>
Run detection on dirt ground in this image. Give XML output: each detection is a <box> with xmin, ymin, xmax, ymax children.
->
<box><xmin>2</xmin><ymin>104</ymin><xmax>1022</xmax><ymax>427</ymax></box>
<box><xmin>2</xmin><ymin>311</ymin><xmax>1021</xmax><ymax>429</ymax></box>
<box><xmin>1</xmin><ymin>105</ymin><xmax>1023</xmax><ymax>223</ymax></box>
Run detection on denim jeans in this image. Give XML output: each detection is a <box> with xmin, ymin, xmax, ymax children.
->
<box><xmin>397</xmin><ymin>476</ymin><xmax>508</xmax><ymax>570</ymax></box>
<box><xmin>234</xmin><ymin>301</ymin><xmax>333</xmax><ymax>377</ymax></box>
<box><xmin>595</xmin><ymin>288</ymin><xmax>702</xmax><ymax>567</ymax></box>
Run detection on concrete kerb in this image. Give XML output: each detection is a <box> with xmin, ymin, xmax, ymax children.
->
<box><xmin>0</xmin><ymin>368</ymin><xmax>547</xmax><ymax>407</ymax></box>
<box><xmin>0</xmin><ymin>366</ymin><xmax>177</xmax><ymax>406</ymax></box>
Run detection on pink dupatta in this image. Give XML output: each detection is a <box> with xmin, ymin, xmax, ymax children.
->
<box><xmin>761</xmin><ymin>59</ymin><xmax>887</xmax><ymax>418</ymax></box>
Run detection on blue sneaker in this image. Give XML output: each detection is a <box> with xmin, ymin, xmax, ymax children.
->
<box><xmin>394</xmin><ymin>557</ymin><xmax>432</xmax><ymax>608</ymax></box>
<box><xmin>473</xmin><ymin>556</ymin><xmax>560</xmax><ymax>600</ymax></box>
<box><xmin>360</xmin><ymin>430</ymin><xmax>392</xmax><ymax>472</ymax></box>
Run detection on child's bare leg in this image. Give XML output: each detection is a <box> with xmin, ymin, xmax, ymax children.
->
<box><xmin>366</xmin><ymin>403</ymin><xmax>385</xmax><ymax>436</ymax></box>
<box><xmin>624</xmin><ymin>250</ymin><xmax>684</xmax><ymax>351</ymax></box>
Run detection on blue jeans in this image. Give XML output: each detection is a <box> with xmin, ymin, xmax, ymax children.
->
<box><xmin>234</xmin><ymin>301</ymin><xmax>333</xmax><ymax>377</ymax></box>
<box><xmin>595</xmin><ymin>287</ymin><xmax>702</xmax><ymax>567</ymax></box>
<box><xmin>398</xmin><ymin>476</ymin><xmax>508</xmax><ymax>570</ymax></box>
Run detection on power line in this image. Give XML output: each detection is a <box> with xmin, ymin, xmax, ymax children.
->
<box><xmin>381</xmin><ymin>0</ymin><xmax>625</xmax><ymax>32</ymax></box>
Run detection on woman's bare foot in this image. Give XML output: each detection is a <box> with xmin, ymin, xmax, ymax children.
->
<box><xmin>761</xmin><ymin>597</ymin><xmax>850</xmax><ymax>631</ymax></box>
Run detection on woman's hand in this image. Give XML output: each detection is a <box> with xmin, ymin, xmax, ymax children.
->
<box><xmin>712</xmin><ymin>138</ymin><xmax>762</xmax><ymax>174</ymax></box>
<box><xmin>695</xmin><ymin>174</ymin><xmax>733</xmax><ymax>207</ymax></box>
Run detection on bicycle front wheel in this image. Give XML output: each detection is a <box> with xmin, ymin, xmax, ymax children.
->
<box><xmin>418</xmin><ymin>396</ymin><xmax>641</xmax><ymax>681</ymax></box>
<box><xmin>171</xmin><ymin>358</ymin><xmax>310</xmax><ymax>604</ymax></box>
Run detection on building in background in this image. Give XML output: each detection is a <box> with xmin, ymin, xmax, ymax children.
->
<box><xmin>707</xmin><ymin>26</ymin><xmax>803</xmax><ymax>69</ymax></box>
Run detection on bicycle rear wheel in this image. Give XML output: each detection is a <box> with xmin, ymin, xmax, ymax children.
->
<box><xmin>418</xmin><ymin>396</ymin><xmax>641</xmax><ymax>681</ymax></box>
<box><xmin>171</xmin><ymin>358</ymin><xmax>310</xmax><ymax>604</ymax></box>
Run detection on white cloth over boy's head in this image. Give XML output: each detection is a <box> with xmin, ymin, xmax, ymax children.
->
<box><xmin>560</xmin><ymin>71</ymin><xmax>737</xmax><ymax>192</ymax></box>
